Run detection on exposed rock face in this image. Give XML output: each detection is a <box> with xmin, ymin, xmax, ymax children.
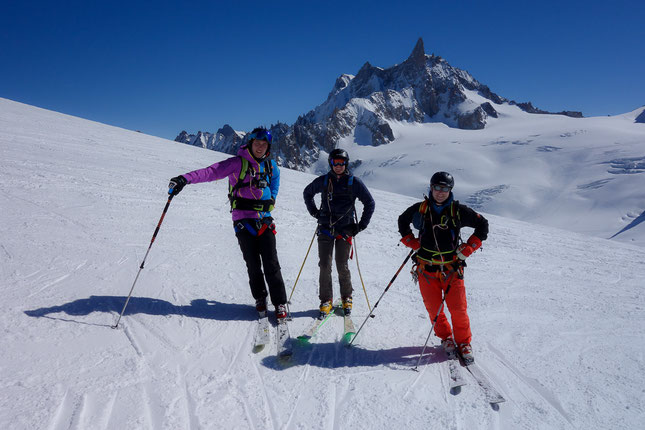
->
<box><xmin>480</xmin><ymin>102</ymin><xmax>499</xmax><ymax>118</ymax></box>
<box><xmin>458</xmin><ymin>106</ymin><xmax>487</xmax><ymax>130</ymax></box>
<box><xmin>174</xmin><ymin>124</ymin><xmax>244</xmax><ymax>153</ymax></box>
<box><xmin>635</xmin><ymin>108</ymin><xmax>645</xmax><ymax>123</ymax></box>
<box><xmin>510</xmin><ymin>101</ymin><xmax>582</xmax><ymax>118</ymax></box>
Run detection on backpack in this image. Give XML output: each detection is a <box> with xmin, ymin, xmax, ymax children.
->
<box><xmin>415</xmin><ymin>199</ymin><xmax>461</xmax><ymax>241</ymax></box>
<box><xmin>228</xmin><ymin>157</ymin><xmax>275</xmax><ymax>212</ymax></box>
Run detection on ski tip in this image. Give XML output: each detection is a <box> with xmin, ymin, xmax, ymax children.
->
<box><xmin>342</xmin><ymin>332</ymin><xmax>356</xmax><ymax>345</ymax></box>
<box><xmin>491</xmin><ymin>397</ymin><xmax>506</xmax><ymax>405</ymax></box>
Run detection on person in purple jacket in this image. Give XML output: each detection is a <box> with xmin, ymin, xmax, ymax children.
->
<box><xmin>168</xmin><ymin>127</ymin><xmax>288</xmax><ymax>322</ymax></box>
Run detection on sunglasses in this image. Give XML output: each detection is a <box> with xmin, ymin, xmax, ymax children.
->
<box><xmin>331</xmin><ymin>159</ymin><xmax>347</xmax><ymax>166</ymax></box>
<box><xmin>432</xmin><ymin>184</ymin><xmax>452</xmax><ymax>192</ymax></box>
<box><xmin>248</xmin><ymin>130</ymin><xmax>272</xmax><ymax>143</ymax></box>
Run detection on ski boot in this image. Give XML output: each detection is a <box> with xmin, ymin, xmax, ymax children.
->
<box><xmin>255</xmin><ymin>298</ymin><xmax>267</xmax><ymax>312</ymax></box>
<box><xmin>275</xmin><ymin>304</ymin><xmax>287</xmax><ymax>323</ymax></box>
<box><xmin>458</xmin><ymin>343</ymin><xmax>474</xmax><ymax>365</ymax></box>
<box><xmin>255</xmin><ymin>298</ymin><xmax>267</xmax><ymax>318</ymax></box>
<box><xmin>342</xmin><ymin>296</ymin><xmax>353</xmax><ymax>316</ymax></box>
<box><xmin>441</xmin><ymin>337</ymin><xmax>457</xmax><ymax>357</ymax></box>
<box><xmin>319</xmin><ymin>300</ymin><xmax>333</xmax><ymax>319</ymax></box>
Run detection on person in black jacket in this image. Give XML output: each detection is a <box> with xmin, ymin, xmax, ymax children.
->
<box><xmin>398</xmin><ymin>171</ymin><xmax>488</xmax><ymax>364</ymax></box>
<box><xmin>303</xmin><ymin>149</ymin><xmax>375</xmax><ymax>317</ymax></box>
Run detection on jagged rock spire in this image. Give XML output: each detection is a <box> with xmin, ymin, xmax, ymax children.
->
<box><xmin>408</xmin><ymin>37</ymin><xmax>426</xmax><ymax>65</ymax></box>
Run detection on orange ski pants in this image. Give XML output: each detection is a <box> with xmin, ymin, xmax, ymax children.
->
<box><xmin>417</xmin><ymin>266</ymin><xmax>472</xmax><ymax>345</ymax></box>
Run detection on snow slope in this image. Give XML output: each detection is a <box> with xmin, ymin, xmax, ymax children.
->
<box><xmin>1</xmin><ymin>98</ymin><xmax>644</xmax><ymax>429</ymax></box>
<box><xmin>321</xmin><ymin>101</ymin><xmax>645</xmax><ymax>247</ymax></box>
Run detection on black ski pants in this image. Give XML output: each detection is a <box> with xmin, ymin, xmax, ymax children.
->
<box><xmin>317</xmin><ymin>234</ymin><xmax>353</xmax><ymax>303</ymax></box>
<box><xmin>235</xmin><ymin>228</ymin><xmax>287</xmax><ymax>308</ymax></box>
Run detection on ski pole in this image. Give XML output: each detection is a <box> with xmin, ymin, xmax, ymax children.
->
<box><xmin>412</xmin><ymin>272</ymin><xmax>455</xmax><ymax>371</ymax></box>
<box><xmin>352</xmin><ymin>237</ymin><xmax>371</xmax><ymax>312</ymax></box>
<box><xmin>348</xmin><ymin>248</ymin><xmax>415</xmax><ymax>346</ymax></box>
<box><xmin>286</xmin><ymin>226</ymin><xmax>318</xmax><ymax>319</ymax></box>
<box><xmin>113</xmin><ymin>194</ymin><xmax>174</xmax><ymax>329</ymax></box>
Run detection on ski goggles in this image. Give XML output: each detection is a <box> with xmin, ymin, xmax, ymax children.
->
<box><xmin>331</xmin><ymin>158</ymin><xmax>348</xmax><ymax>166</ymax></box>
<box><xmin>431</xmin><ymin>184</ymin><xmax>452</xmax><ymax>192</ymax></box>
<box><xmin>248</xmin><ymin>129</ymin><xmax>272</xmax><ymax>143</ymax></box>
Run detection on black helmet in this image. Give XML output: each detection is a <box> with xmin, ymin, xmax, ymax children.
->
<box><xmin>328</xmin><ymin>148</ymin><xmax>349</xmax><ymax>168</ymax></box>
<box><xmin>430</xmin><ymin>171</ymin><xmax>454</xmax><ymax>189</ymax></box>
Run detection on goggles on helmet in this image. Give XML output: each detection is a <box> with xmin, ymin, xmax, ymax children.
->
<box><xmin>248</xmin><ymin>130</ymin><xmax>272</xmax><ymax>143</ymax></box>
<box><xmin>331</xmin><ymin>158</ymin><xmax>348</xmax><ymax>166</ymax></box>
<box><xmin>431</xmin><ymin>184</ymin><xmax>452</xmax><ymax>192</ymax></box>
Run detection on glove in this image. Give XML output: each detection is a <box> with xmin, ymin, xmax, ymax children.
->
<box><xmin>169</xmin><ymin>175</ymin><xmax>187</xmax><ymax>195</ymax></box>
<box><xmin>346</xmin><ymin>223</ymin><xmax>361</xmax><ymax>236</ymax></box>
<box><xmin>310</xmin><ymin>209</ymin><xmax>320</xmax><ymax>219</ymax></box>
<box><xmin>456</xmin><ymin>235</ymin><xmax>482</xmax><ymax>260</ymax></box>
<box><xmin>400</xmin><ymin>233</ymin><xmax>420</xmax><ymax>250</ymax></box>
<box><xmin>358</xmin><ymin>220</ymin><xmax>368</xmax><ymax>232</ymax></box>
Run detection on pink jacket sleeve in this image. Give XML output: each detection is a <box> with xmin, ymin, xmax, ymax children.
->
<box><xmin>183</xmin><ymin>157</ymin><xmax>241</xmax><ymax>184</ymax></box>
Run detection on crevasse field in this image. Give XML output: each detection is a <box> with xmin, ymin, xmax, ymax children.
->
<box><xmin>1</xmin><ymin>98</ymin><xmax>644</xmax><ymax>429</ymax></box>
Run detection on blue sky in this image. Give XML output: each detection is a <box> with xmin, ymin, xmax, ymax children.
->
<box><xmin>1</xmin><ymin>0</ymin><xmax>643</xmax><ymax>139</ymax></box>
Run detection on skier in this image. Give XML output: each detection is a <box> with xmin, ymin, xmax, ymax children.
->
<box><xmin>168</xmin><ymin>127</ymin><xmax>288</xmax><ymax>322</ymax></box>
<box><xmin>397</xmin><ymin>171</ymin><xmax>488</xmax><ymax>363</ymax></box>
<box><xmin>303</xmin><ymin>149</ymin><xmax>375</xmax><ymax>317</ymax></box>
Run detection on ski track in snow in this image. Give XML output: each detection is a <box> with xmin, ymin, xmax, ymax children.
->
<box><xmin>2</xmin><ymin>98</ymin><xmax>645</xmax><ymax>429</ymax></box>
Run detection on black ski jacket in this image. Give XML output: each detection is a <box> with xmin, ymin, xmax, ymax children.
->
<box><xmin>398</xmin><ymin>195</ymin><xmax>488</xmax><ymax>265</ymax></box>
<box><xmin>303</xmin><ymin>172</ymin><xmax>375</xmax><ymax>236</ymax></box>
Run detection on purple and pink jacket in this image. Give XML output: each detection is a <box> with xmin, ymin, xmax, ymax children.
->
<box><xmin>182</xmin><ymin>146</ymin><xmax>280</xmax><ymax>222</ymax></box>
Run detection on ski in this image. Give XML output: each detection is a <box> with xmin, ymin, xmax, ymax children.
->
<box><xmin>447</xmin><ymin>359</ymin><xmax>467</xmax><ymax>390</ymax></box>
<box><xmin>441</xmin><ymin>348</ymin><xmax>466</xmax><ymax>391</ymax></box>
<box><xmin>253</xmin><ymin>314</ymin><xmax>271</xmax><ymax>353</ymax></box>
<box><xmin>276</xmin><ymin>319</ymin><xmax>293</xmax><ymax>359</ymax></box>
<box><xmin>341</xmin><ymin>313</ymin><xmax>356</xmax><ymax>344</ymax></box>
<box><xmin>297</xmin><ymin>300</ymin><xmax>340</xmax><ymax>343</ymax></box>
<box><xmin>464</xmin><ymin>363</ymin><xmax>506</xmax><ymax>404</ymax></box>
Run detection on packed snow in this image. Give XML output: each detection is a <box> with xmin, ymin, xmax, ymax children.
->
<box><xmin>1</xmin><ymin>98</ymin><xmax>644</xmax><ymax>429</ymax></box>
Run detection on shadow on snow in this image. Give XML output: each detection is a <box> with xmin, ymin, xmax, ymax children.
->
<box><xmin>24</xmin><ymin>295</ymin><xmax>317</xmax><ymax>323</ymax></box>
<box><xmin>262</xmin><ymin>343</ymin><xmax>447</xmax><ymax>370</ymax></box>
<box><xmin>25</xmin><ymin>297</ymin><xmax>448</xmax><ymax>370</ymax></box>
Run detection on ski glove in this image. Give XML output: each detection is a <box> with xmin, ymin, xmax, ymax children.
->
<box><xmin>456</xmin><ymin>235</ymin><xmax>482</xmax><ymax>260</ymax></box>
<box><xmin>347</xmin><ymin>223</ymin><xmax>361</xmax><ymax>236</ymax></box>
<box><xmin>400</xmin><ymin>234</ymin><xmax>420</xmax><ymax>250</ymax></box>
<box><xmin>169</xmin><ymin>175</ymin><xmax>187</xmax><ymax>195</ymax></box>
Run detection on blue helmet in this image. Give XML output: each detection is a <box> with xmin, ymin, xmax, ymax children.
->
<box><xmin>247</xmin><ymin>127</ymin><xmax>272</xmax><ymax>144</ymax></box>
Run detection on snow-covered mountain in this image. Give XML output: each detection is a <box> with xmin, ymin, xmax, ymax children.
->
<box><xmin>175</xmin><ymin>124</ymin><xmax>245</xmax><ymax>153</ymax></box>
<box><xmin>2</xmin><ymin>97</ymin><xmax>645</xmax><ymax>429</ymax></box>
<box><xmin>284</xmin><ymin>38</ymin><xmax>580</xmax><ymax>152</ymax></box>
<box><xmin>176</xmin><ymin>38</ymin><xmax>581</xmax><ymax>168</ymax></box>
<box><xmin>172</xmin><ymin>40</ymin><xmax>645</xmax><ymax>247</ymax></box>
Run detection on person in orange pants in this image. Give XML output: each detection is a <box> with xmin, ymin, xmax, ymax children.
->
<box><xmin>398</xmin><ymin>171</ymin><xmax>488</xmax><ymax>363</ymax></box>
<box><xmin>417</xmin><ymin>268</ymin><xmax>471</xmax><ymax>346</ymax></box>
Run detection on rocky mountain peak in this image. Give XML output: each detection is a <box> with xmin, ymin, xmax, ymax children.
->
<box><xmin>407</xmin><ymin>37</ymin><xmax>426</xmax><ymax>66</ymax></box>
<box><xmin>217</xmin><ymin>124</ymin><xmax>236</xmax><ymax>137</ymax></box>
<box><xmin>176</xmin><ymin>39</ymin><xmax>583</xmax><ymax>171</ymax></box>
